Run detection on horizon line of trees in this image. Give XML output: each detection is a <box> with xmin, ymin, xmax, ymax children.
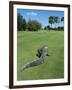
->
<box><xmin>44</xmin><ymin>16</ymin><xmax>64</xmax><ymax>31</ymax></box>
<box><xmin>17</xmin><ymin>13</ymin><xmax>42</xmax><ymax>31</ymax></box>
<box><xmin>17</xmin><ymin>13</ymin><xmax>64</xmax><ymax>31</ymax></box>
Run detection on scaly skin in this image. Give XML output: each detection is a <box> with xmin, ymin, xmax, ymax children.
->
<box><xmin>21</xmin><ymin>46</ymin><xmax>49</xmax><ymax>71</ymax></box>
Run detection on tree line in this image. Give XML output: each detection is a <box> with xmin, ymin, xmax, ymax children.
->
<box><xmin>44</xmin><ymin>16</ymin><xmax>64</xmax><ymax>31</ymax></box>
<box><xmin>17</xmin><ymin>13</ymin><xmax>64</xmax><ymax>31</ymax></box>
<box><xmin>17</xmin><ymin>13</ymin><xmax>41</xmax><ymax>31</ymax></box>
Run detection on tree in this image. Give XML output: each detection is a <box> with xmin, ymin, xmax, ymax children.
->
<box><xmin>49</xmin><ymin>16</ymin><xmax>55</xmax><ymax>31</ymax></box>
<box><xmin>17</xmin><ymin>13</ymin><xmax>26</xmax><ymax>31</ymax></box>
<box><xmin>57</xmin><ymin>26</ymin><xmax>64</xmax><ymax>31</ymax></box>
<box><xmin>27</xmin><ymin>19</ymin><xmax>42</xmax><ymax>31</ymax></box>
<box><xmin>44</xmin><ymin>25</ymin><xmax>50</xmax><ymax>30</ymax></box>
<box><xmin>61</xmin><ymin>17</ymin><xmax>64</xmax><ymax>31</ymax></box>
<box><xmin>61</xmin><ymin>17</ymin><xmax>64</xmax><ymax>22</ymax></box>
<box><xmin>54</xmin><ymin>16</ymin><xmax>60</xmax><ymax>28</ymax></box>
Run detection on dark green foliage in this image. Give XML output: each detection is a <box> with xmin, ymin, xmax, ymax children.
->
<box><xmin>44</xmin><ymin>25</ymin><xmax>50</xmax><ymax>30</ymax></box>
<box><xmin>44</xmin><ymin>25</ymin><xmax>64</xmax><ymax>31</ymax></box>
<box><xmin>61</xmin><ymin>17</ymin><xmax>64</xmax><ymax>29</ymax></box>
<box><xmin>49</xmin><ymin>16</ymin><xmax>60</xmax><ymax>28</ymax></box>
<box><xmin>27</xmin><ymin>19</ymin><xmax>42</xmax><ymax>31</ymax></box>
<box><xmin>54</xmin><ymin>16</ymin><xmax>60</xmax><ymax>28</ymax></box>
<box><xmin>61</xmin><ymin>17</ymin><xmax>64</xmax><ymax>22</ymax></box>
<box><xmin>49</xmin><ymin>16</ymin><xmax>55</xmax><ymax>27</ymax></box>
<box><xmin>17</xmin><ymin>13</ymin><xmax>26</xmax><ymax>31</ymax></box>
<box><xmin>48</xmin><ymin>16</ymin><xmax>64</xmax><ymax>31</ymax></box>
<box><xmin>54</xmin><ymin>17</ymin><xmax>59</xmax><ymax>23</ymax></box>
<box><xmin>57</xmin><ymin>26</ymin><xmax>64</xmax><ymax>31</ymax></box>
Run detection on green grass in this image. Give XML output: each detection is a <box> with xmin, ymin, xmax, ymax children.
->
<box><xmin>17</xmin><ymin>30</ymin><xmax>64</xmax><ymax>81</ymax></box>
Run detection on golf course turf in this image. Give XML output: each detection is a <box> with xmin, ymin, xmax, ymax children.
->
<box><xmin>17</xmin><ymin>30</ymin><xmax>64</xmax><ymax>81</ymax></box>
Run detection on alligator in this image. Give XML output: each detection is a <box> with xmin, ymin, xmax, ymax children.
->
<box><xmin>21</xmin><ymin>45</ymin><xmax>50</xmax><ymax>71</ymax></box>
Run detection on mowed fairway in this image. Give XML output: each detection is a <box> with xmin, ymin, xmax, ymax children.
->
<box><xmin>17</xmin><ymin>30</ymin><xmax>64</xmax><ymax>81</ymax></box>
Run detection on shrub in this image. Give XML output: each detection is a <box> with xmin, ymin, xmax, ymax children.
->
<box><xmin>27</xmin><ymin>20</ymin><xmax>42</xmax><ymax>31</ymax></box>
